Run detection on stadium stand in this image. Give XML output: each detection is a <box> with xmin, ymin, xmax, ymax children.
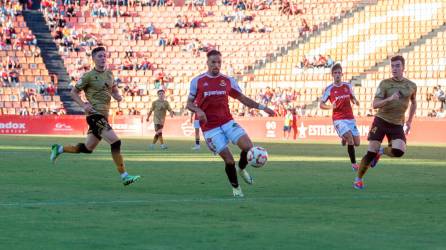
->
<box><xmin>0</xmin><ymin>1</ymin><xmax>64</xmax><ymax>115</ymax></box>
<box><xmin>2</xmin><ymin>0</ymin><xmax>445</xmax><ymax>118</ymax></box>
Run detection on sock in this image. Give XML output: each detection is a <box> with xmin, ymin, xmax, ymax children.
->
<box><xmin>112</xmin><ymin>152</ymin><xmax>126</xmax><ymax>174</ymax></box>
<box><xmin>355</xmin><ymin>177</ymin><xmax>362</xmax><ymax>182</ymax></box>
<box><xmin>347</xmin><ymin>145</ymin><xmax>356</xmax><ymax>164</ymax></box>
<box><xmin>58</xmin><ymin>145</ymin><xmax>64</xmax><ymax>153</ymax></box>
<box><xmin>238</xmin><ymin>151</ymin><xmax>248</xmax><ymax>170</ymax></box>
<box><xmin>62</xmin><ymin>144</ymin><xmax>80</xmax><ymax>153</ymax></box>
<box><xmin>195</xmin><ymin>139</ymin><xmax>200</xmax><ymax>145</ymax></box>
<box><xmin>120</xmin><ymin>172</ymin><xmax>128</xmax><ymax>179</ymax></box>
<box><xmin>225</xmin><ymin>163</ymin><xmax>238</xmax><ymax>188</ymax></box>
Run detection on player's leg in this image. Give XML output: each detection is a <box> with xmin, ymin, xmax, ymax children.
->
<box><xmin>156</xmin><ymin>124</ymin><xmax>167</xmax><ymax>149</ymax></box>
<box><xmin>382</xmin><ymin>126</ymin><xmax>406</xmax><ymax>158</ymax></box>
<box><xmin>224</xmin><ymin>121</ymin><xmax>253</xmax><ymax>185</ymax></box>
<box><xmin>335</xmin><ymin>120</ymin><xmax>358</xmax><ymax>170</ymax></box>
<box><xmin>203</xmin><ymin>127</ymin><xmax>242</xmax><ymax>196</ymax></box>
<box><xmin>354</xmin><ymin>117</ymin><xmax>385</xmax><ymax>189</ymax></box>
<box><xmin>192</xmin><ymin>120</ymin><xmax>201</xmax><ymax>150</ymax></box>
<box><xmin>292</xmin><ymin>125</ymin><xmax>297</xmax><ymax>140</ymax></box>
<box><xmin>51</xmin><ymin>116</ymin><xmax>102</xmax><ymax>162</ymax></box>
<box><xmin>102</xmin><ymin>128</ymin><xmax>140</xmax><ymax>185</ymax></box>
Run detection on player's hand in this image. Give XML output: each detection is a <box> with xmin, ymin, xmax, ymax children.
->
<box><xmin>264</xmin><ymin>107</ymin><xmax>276</xmax><ymax>116</ymax></box>
<box><xmin>83</xmin><ymin>102</ymin><xmax>95</xmax><ymax>113</ymax></box>
<box><xmin>196</xmin><ymin>109</ymin><xmax>207</xmax><ymax>124</ymax></box>
<box><xmin>146</xmin><ymin>117</ymin><xmax>150</xmax><ymax>122</ymax></box>
<box><xmin>404</xmin><ymin>122</ymin><xmax>411</xmax><ymax>135</ymax></box>
<box><xmin>388</xmin><ymin>92</ymin><xmax>400</xmax><ymax>101</ymax></box>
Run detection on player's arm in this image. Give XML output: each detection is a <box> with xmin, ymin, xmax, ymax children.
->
<box><xmin>186</xmin><ymin>78</ymin><xmax>207</xmax><ymax>123</ymax></box>
<box><xmin>70</xmin><ymin>87</ymin><xmax>94</xmax><ymax>113</ymax></box>
<box><xmin>146</xmin><ymin>102</ymin><xmax>154</xmax><ymax>121</ymax></box>
<box><xmin>405</xmin><ymin>88</ymin><xmax>417</xmax><ymax>134</ymax></box>
<box><xmin>189</xmin><ymin>111</ymin><xmax>194</xmax><ymax>123</ymax></box>
<box><xmin>111</xmin><ymin>84</ymin><xmax>123</xmax><ymax>102</ymax></box>
<box><xmin>319</xmin><ymin>87</ymin><xmax>333</xmax><ymax>109</ymax></box>
<box><xmin>234</xmin><ymin>93</ymin><xmax>275</xmax><ymax>116</ymax></box>
<box><xmin>351</xmin><ymin>95</ymin><xmax>360</xmax><ymax>106</ymax></box>
<box><xmin>372</xmin><ymin>82</ymin><xmax>399</xmax><ymax>109</ymax></box>
<box><xmin>186</xmin><ymin>96</ymin><xmax>207</xmax><ymax>123</ymax></box>
<box><xmin>167</xmin><ymin>102</ymin><xmax>174</xmax><ymax>117</ymax></box>
<box><xmin>319</xmin><ymin>99</ymin><xmax>332</xmax><ymax>110</ymax></box>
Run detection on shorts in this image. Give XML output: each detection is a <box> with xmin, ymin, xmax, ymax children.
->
<box><xmin>86</xmin><ymin>114</ymin><xmax>112</xmax><ymax>140</ymax></box>
<box><xmin>283</xmin><ymin>126</ymin><xmax>291</xmax><ymax>132</ymax></box>
<box><xmin>154</xmin><ymin>124</ymin><xmax>164</xmax><ymax>132</ymax></box>
<box><xmin>333</xmin><ymin>119</ymin><xmax>360</xmax><ymax>138</ymax></box>
<box><xmin>367</xmin><ymin>116</ymin><xmax>406</xmax><ymax>143</ymax></box>
<box><xmin>193</xmin><ymin>120</ymin><xmax>200</xmax><ymax>129</ymax></box>
<box><xmin>203</xmin><ymin>120</ymin><xmax>247</xmax><ymax>154</ymax></box>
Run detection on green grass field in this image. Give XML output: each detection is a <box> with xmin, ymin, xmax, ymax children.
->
<box><xmin>1</xmin><ymin>135</ymin><xmax>445</xmax><ymax>250</ymax></box>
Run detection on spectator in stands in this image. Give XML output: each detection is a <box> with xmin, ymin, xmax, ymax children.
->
<box><xmin>24</xmin><ymin>30</ymin><xmax>37</xmax><ymax>45</ymax></box>
<box><xmin>28</xmin><ymin>88</ymin><xmax>37</xmax><ymax>102</ymax></box>
<box><xmin>66</xmin><ymin>4</ymin><xmax>75</xmax><ymax>17</ymax></box>
<box><xmin>316</xmin><ymin>54</ymin><xmax>327</xmax><ymax>68</ymax></box>
<box><xmin>139</xmin><ymin>57</ymin><xmax>153</xmax><ymax>70</ymax></box>
<box><xmin>326</xmin><ymin>55</ymin><xmax>334</xmax><ymax>68</ymax></box>
<box><xmin>9</xmin><ymin>69</ymin><xmax>19</xmax><ymax>86</ymax></box>
<box><xmin>121</xmin><ymin>56</ymin><xmax>134</xmax><ymax>70</ymax></box>
<box><xmin>434</xmin><ymin>85</ymin><xmax>445</xmax><ymax>109</ymax></box>
<box><xmin>47</xmin><ymin>83</ymin><xmax>56</xmax><ymax>97</ymax></box>
<box><xmin>146</xmin><ymin>22</ymin><xmax>155</xmax><ymax>35</ymax></box>
<box><xmin>1</xmin><ymin>67</ymin><xmax>9</xmax><ymax>86</ymax></box>
<box><xmin>174</xmin><ymin>15</ymin><xmax>185</xmax><ymax>28</ymax></box>
<box><xmin>19</xmin><ymin>107</ymin><xmax>29</xmax><ymax>116</ymax></box>
<box><xmin>158</xmin><ymin>36</ymin><xmax>167</xmax><ymax>47</ymax></box>
<box><xmin>366</xmin><ymin>108</ymin><xmax>374</xmax><ymax>117</ymax></box>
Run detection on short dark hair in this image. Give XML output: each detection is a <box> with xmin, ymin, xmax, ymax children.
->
<box><xmin>391</xmin><ymin>55</ymin><xmax>405</xmax><ymax>67</ymax></box>
<box><xmin>206</xmin><ymin>49</ymin><xmax>221</xmax><ymax>58</ymax></box>
<box><xmin>331</xmin><ymin>63</ymin><xmax>342</xmax><ymax>73</ymax></box>
<box><xmin>92</xmin><ymin>46</ymin><xmax>106</xmax><ymax>57</ymax></box>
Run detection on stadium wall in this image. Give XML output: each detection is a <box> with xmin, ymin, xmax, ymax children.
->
<box><xmin>0</xmin><ymin>115</ymin><xmax>445</xmax><ymax>144</ymax></box>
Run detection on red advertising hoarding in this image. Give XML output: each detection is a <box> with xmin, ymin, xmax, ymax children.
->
<box><xmin>0</xmin><ymin>115</ymin><xmax>445</xmax><ymax>144</ymax></box>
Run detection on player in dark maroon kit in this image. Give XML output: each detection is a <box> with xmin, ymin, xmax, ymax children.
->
<box><xmin>186</xmin><ymin>50</ymin><xmax>275</xmax><ymax>197</ymax></box>
<box><xmin>320</xmin><ymin>63</ymin><xmax>360</xmax><ymax>171</ymax></box>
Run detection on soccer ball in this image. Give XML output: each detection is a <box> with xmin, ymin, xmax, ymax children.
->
<box><xmin>247</xmin><ymin>146</ymin><xmax>268</xmax><ymax>168</ymax></box>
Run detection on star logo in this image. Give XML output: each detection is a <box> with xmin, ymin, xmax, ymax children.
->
<box><xmin>203</xmin><ymin>82</ymin><xmax>208</xmax><ymax>87</ymax></box>
<box><xmin>298</xmin><ymin>122</ymin><xmax>307</xmax><ymax>138</ymax></box>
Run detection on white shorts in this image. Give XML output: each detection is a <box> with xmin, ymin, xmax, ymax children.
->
<box><xmin>193</xmin><ymin>120</ymin><xmax>200</xmax><ymax>129</ymax></box>
<box><xmin>333</xmin><ymin>119</ymin><xmax>360</xmax><ymax>138</ymax></box>
<box><xmin>203</xmin><ymin>120</ymin><xmax>247</xmax><ymax>154</ymax></box>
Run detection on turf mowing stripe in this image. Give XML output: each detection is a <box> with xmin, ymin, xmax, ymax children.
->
<box><xmin>1</xmin><ymin>193</ymin><xmax>445</xmax><ymax>207</ymax></box>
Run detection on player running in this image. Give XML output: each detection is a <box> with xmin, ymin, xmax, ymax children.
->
<box><xmin>354</xmin><ymin>55</ymin><xmax>417</xmax><ymax>190</ymax></box>
<box><xmin>50</xmin><ymin>46</ymin><xmax>140</xmax><ymax>186</ymax></box>
<box><xmin>146</xmin><ymin>88</ymin><xmax>174</xmax><ymax>150</ymax></box>
<box><xmin>320</xmin><ymin>63</ymin><xmax>360</xmax><ymax>171</ymax></box>
<box><xmin>186</xmin><ymin>50</ymin><xmax>275</xmax><ymax>197</ymax></box>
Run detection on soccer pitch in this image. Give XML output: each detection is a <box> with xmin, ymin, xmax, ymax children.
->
<box><xmin>1</xmin><ymin>135</ymin><xmax>445</xmax><ymax>250</ymax></box>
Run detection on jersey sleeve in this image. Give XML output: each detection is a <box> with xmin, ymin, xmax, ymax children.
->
<box><xmin>75</xmin><ymin>72</ymin><xmax>89</xmax><ymax>91</ymax></box>
<box><xmin>188</xmin><ymin>77</ymin><xmax>198</xmax><ymax>100</ymax></box>
<box><xmin>229</xmin><ymin>77</ymin><xmax>242</xmax><ymax>98</ymax></box>
<box><xmin>374</xmin><ymin>81</ymin><xmax>386</xmax><ymax>100</ymax></box>
<box><xmin>321</xmin><ymin>85</ymin><xmax>331</xmax><ymax>103</ymax></box>
<box><xmin>150</xmin><ymin>101</ymin><xmax>156</xmax><ymax>112</ymax></box>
